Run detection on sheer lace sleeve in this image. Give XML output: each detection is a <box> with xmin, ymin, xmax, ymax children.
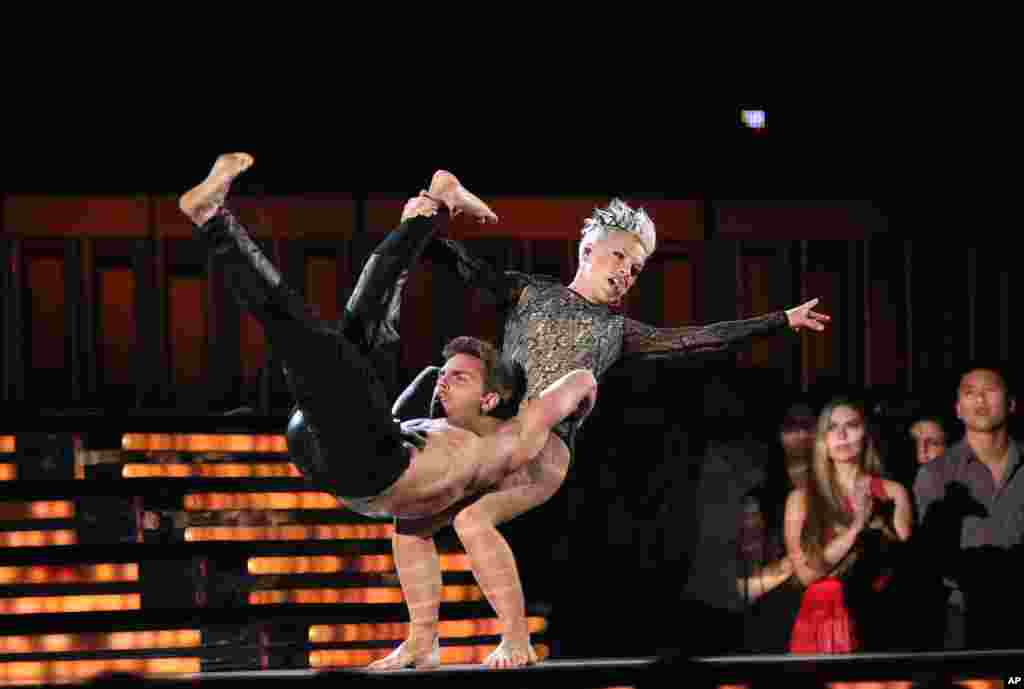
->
<box><xmin>622</xmin><ymin>311</ymin><xmax>789</xmax><ymax>360</ymax></box>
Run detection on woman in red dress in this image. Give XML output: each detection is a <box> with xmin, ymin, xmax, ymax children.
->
<box><xmin>783</xmin><ymin>397</ymin><xmax>913</xmax><ymax>653</ymax></box>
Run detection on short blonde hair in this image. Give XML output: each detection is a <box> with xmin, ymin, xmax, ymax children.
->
<box><xmin>580</xmin><ymin>198</ymin><xmax>656</xmax><ymax>258</ymax></box>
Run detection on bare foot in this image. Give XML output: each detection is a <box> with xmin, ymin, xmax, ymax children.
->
<box><xmin>426</xmin><ymin>170</ymin><xmax>499</xmax><ymax>224</ymax></box>
<box><xmin>366</xmin><ymin>635</ymin><xmax>440</xmax><ymax>671</ymax></box>
<box><xmin>401</xmin><ymin>195</ymin><xmax>441</xmax><ymax>223</ymax></box>
<box><xmin>484</xmin><ymin>637</ymin><xmax>538</xmax><ymax>669</ymax></box>
<box><xmin>179</xmin><ymin>153</ymin><xmax>254</xmax><ymax>226</ymax></box>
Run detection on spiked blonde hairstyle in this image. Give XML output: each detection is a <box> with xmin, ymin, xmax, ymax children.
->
<box><xmin>579</xmin><ymin>198</ymin><xmax>657</xmax><ymax>262</ymax></box>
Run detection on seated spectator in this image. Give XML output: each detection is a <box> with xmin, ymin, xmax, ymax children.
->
<box><xmin>910</xmin><ymin>415</ymin><xmax>950</xmax><ymax>466</ymax></box>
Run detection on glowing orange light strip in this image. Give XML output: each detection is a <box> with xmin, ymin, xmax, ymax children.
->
<box><xmin>248</xmin><ymin>554</ymin><xmax>393</xmax><ymax>575</ymax></box>
<box><xmin>123</xmin><ymin>463</ymin><xmax>300</xmax><ymax>478</ymax></box>
<box><xmin>185</xmin><ymin>524</ymin><xmax>392</xmax><ymax>542</ymax></box>
<box><xmin>309</xmin><ymin>643</ymin><xmax>551</xmax><ymax>668</ymax></box>
<box><xmin>0</xmin><ymin>658</ymin><xmax>200</xmax><ymax>683</ymax></box>
<box><xmin>309</xmin><ymin>617</ymin><xmax>548</xmax><ymax>643</ymax></box>
<box><xmin>249</xmin><ymin>585</ymin><xmax>484</xmax><ymax>606</ymax></box>
<box><xmin>0</xmin><ymin>630</ymin><xmax>200</xmax><ymax>653</ymax></box>
<box><xmin>0</xmin><ymin>564</ymin><xmax>139</xmax><ymax>585</ymax></box>
<box><xmin>247</xmin><ymin>552</ymin><xmax>471</xmax><ymax>575</ymax></box>
<box><xmin>122</xmin><ymin>433</ymin><xmax>286</xmax><ymax>453</ymax></box>
<box><xmin>0</xmin><ymin>594</ymin><xmax>141</xmax><ymax>615</ymax></box>
<box><xmin>0</xmin><ymin>437</ymin><xmax>13</xmax><ymax>453</ymax></box>
<box><xmin>183</xmin><ymin>492</ymin><xmax>342</xmax><ymax>510</ymax></box>
<box><xmin>0</xmin><ymin>531</ymin><xmax>76</xmax><ymax>548</ymax></box>
<box><xmin>0</xmin><ymin>501</ymin><xmax>74</xmax><ymax>520</ymax></box>
<box><xmin>0</xmin><ymin>465</ymin><xmax>13</xmax><ymax>482</ymax></box>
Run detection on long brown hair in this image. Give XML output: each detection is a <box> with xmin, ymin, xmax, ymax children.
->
<box><xmin>800</xmin><ymin>397</ymin><xmax>886</xmax><ymax>574</ymax></box>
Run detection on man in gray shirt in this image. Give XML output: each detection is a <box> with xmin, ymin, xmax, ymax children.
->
<box><xmin>913</xmin><ymin>365</ymin><xmax>1024</xmax><ymax>649</ymax></box>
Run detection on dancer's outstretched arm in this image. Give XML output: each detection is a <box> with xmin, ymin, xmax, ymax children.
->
<box><xmin>621</xmin><ymin>299</ymin><xmax>830</xmax><ymax>360</ymax></box>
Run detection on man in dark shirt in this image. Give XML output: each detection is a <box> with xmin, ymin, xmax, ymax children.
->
<box><xmin>913</xmin><ymin>365</ymin><xmax>1024</xmax><ymax>649</ymax></box>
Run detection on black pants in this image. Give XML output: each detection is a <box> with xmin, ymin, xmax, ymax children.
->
<box><xmin>200</xmin><ymin>209</ymin><xmax>436</xmax><ymax>498</ymax></box>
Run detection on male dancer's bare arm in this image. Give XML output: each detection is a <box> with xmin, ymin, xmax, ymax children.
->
<box><xmin>467</xmin><ymin>369</ymin><xmax>595</xmax><ymax>488</ymax></box>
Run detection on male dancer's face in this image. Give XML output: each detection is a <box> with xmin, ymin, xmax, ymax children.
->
<box><xmin>435</xmin><ymin>353</ymin><xmax>496</xmax><ymax>426</ymax></box>
<box><xmin>579</xmin><ymin>232</ymin><xmax>647</xmax><ymax>305</ymax></box>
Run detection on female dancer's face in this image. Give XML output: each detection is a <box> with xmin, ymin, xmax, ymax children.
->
<box><xmin>825</xmin><ymin>405</ymin><xmax>865</xmax><ymax>464</ymax></box>
<box><xmin>580</xmin><ymin>232</ymin><xmax>647</xmax><ymax>304</ymax></box>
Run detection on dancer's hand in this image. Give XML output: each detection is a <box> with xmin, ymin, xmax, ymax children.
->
<box><xmin>786</xmin><ymin>298</ymin><xmax>831</xmax><ymax>332</ymax></box>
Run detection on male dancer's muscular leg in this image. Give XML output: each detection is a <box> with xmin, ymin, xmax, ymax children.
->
<box><xmin>369</xmin><ymin>435</ymin><xmax>570</xmax><ymax>670</ymax></box>
<box><xmin>454</xmin><ymin>436</ymin><xmax>569</xmax><ymax>669</ymax></box>
<box><xmin>367</xmin><ymin>503</ymin><xmax>464</xmax><ymax>670</ymax></box>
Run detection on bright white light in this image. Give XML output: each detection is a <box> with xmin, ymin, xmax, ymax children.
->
<box><xmin>741</xmin><ymin>109</ymin><xmax>766</xmax><ymax>129</ymax></box>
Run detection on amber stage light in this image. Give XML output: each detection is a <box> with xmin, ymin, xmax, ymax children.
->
<box><xmin>0</xmin><ymin>658</ymin><xmax>200</xmax><ymax>684</ymax></box>
<box><xmin>0</xmin><ymin>531</ymin><xmax>76</xmax><ymax>548</ymax></box>
<box><xmin>249</xmin><ymin>585</ymin><xmax>485</xmax><ymax>606</ymax></box>
<box><xmin>0</xmin><ymin>630</ymin><xmax>200</xmax><ymax>653</ymax></box>
<box><xmin>0</xmin><ymin>594</ymin><xmax>141</xmax><ymax>615</ymax></box>
<box><xmin>309</xmin><ymin>643</ymin><xmax>551</xmax><ymax>668</ymax></box>
<box><xmin>247</xmin><ymin>553</ymin><xmax>471</xmax><ymax>575</ymax></box>
<box><xmin>0</xmin><ymin>564</ymin><xmax>138</xmax><ymax>585</ymax></box>
<box><xmin>122</xmin><ymin>433</ymin><xmax>286</xmax><ymax>453</ymax></box>
<box><xmin>0</xmin><ymin>501</ymin><xmax>74</xmax><ymax>520</ymax></box>
<box><xmin>123</xmin><ymin>463</ymin><xmax>300</xmax><ymax>478</ymax></box>
<box><xmin>183</xmin><ymin>492</ymin><xmax>341</xmax><ymax>510</ymax></box>
<box><xmin>184</xmin><ymin>524</ymin><xmax>392</xmax><ymax>542</ymax></box>
<box><xmin>308</xmin><ymin>617</ymin><xmax>548</xmax><ymax>643</ymax></box>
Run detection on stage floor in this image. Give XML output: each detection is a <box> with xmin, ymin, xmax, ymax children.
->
<box><xmin>126</xmin><ymin>658</ymin><xmax>655</xmax><ymax>687</ymax></box>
